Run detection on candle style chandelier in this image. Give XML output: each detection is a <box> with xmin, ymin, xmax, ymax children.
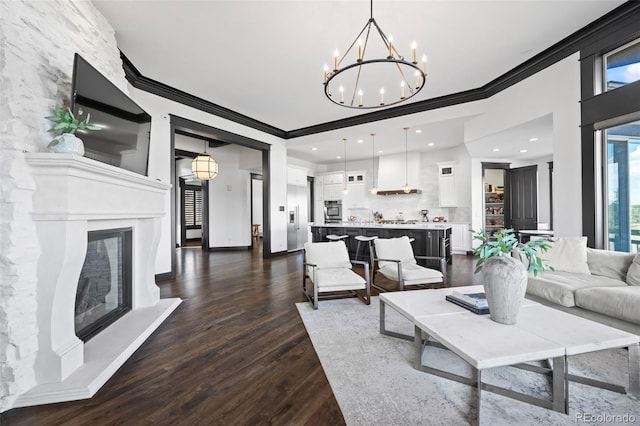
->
<box><xmin>323</xmin><ymin>0</ymin><xmax>427</xmax><ymax>109</ymax></box>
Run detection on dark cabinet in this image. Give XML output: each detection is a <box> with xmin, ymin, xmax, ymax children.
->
<box><xmin>310</xmin><ymin>226</ymin><xmax>451</xmax><ymax>266</ymax></box>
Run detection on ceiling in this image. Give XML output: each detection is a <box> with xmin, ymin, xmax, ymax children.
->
<box><xmin>93</xmin><ymin>0</ymin><xmax>626</xmax><ymax>164</ymax></box>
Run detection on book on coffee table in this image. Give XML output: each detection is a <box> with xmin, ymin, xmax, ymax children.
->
<box><xmin>451</xmin><ymin>291</ymin><xmax>488</xmax><ymax>308</ymax></box>
<box><xmin>446</xmin><ymin>294</ymin><xmax>490</xmax><ymax>315</ymax></box>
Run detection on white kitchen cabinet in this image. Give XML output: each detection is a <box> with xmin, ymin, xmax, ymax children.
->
<box><xmin>323</xmin><ymin>172</ymin><xmax>344</xmax><ymax>185</ymax></box>
<box><xmin>439</xmin><ymin>177</ymin><xmax>457</xmax><ymax>207</ymax></box>
<box><xmin>345</xmin><ymin>182</ymin><xmax>366</xmax><ymax>208</ymax></box>
<box><xmin>437</xmin><ymin>162</ymin><xmax>458</xmax><ymax>207</ymax></box>
<box><xmin>287</xmin><ymin>165</ymin><xmax>308</xmax><ymax>186</ymax></box>
<box><xmin>324</xmin><ymin>184</ymin><xmax>344</xmax><ymax>201</ymax></box>
<box><xmin>451</xmin><ymin>223</ymin><xmax>471</xmax><ymax>254</ymax></box>
<box><xmin>346</xmin><ymin>171</ymin><xmax>366</xmax><ymax>184</ymax></box>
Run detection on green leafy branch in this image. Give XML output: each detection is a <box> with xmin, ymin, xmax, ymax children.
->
<box><xmin>46</xmin><ymin>106</ymin><xmax>101</xmax><ymax>146</ymax></box>
<box><xmin>470</xmin><ymin>228</ymin><xmax>553</xmax><ymax>276</ymax></box>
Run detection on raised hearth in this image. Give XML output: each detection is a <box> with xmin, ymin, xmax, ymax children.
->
<box><xmin>14</xmin><ymin>153</ymin><xmax>181</xmax><ymax>408</ymax></box>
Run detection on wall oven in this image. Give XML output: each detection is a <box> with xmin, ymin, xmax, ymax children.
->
<box><xmin>324</xmin><ymin>200</ymin><xmax>342</xmax><ymax>223</ymax></box>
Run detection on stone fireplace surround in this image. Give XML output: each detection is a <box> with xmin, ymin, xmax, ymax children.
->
<box><xmin>14</xmin><ymin>153</ymin><xmax>181</xmax><ymax>408</ymax></box>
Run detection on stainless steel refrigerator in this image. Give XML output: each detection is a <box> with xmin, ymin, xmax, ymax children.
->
<box><xmin>287</xmin><ymin>184</ymin><xmax>308</xmax><ymax>251</ymax></box>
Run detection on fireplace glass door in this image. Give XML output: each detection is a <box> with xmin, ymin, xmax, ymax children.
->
<box><xmin>75</xmin><ymin>228</ymin><xmax>133</xmax><ymax>342</ymax></box>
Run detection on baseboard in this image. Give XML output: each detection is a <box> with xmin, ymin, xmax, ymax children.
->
<box><xmin>155</xmin><ymin>271</ymin><xmax>174</xmax><ymax>282</ymax></box>
<box><xmin>268</xmin><ymin>250</ymin><xmax>289</xmax><ymax>258</ymax></box>
<box><xmin>208</xmin><ymin>246</ymin><xmax>251</xmax><ymax>251</ymax></box>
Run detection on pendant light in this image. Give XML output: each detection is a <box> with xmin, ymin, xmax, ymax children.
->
<box><xmin>369</xmin><ymin>132</ymin><xmax>377</xmax><ymax>195</ymax></box>
<box><xmin>192</xmin><ymin>140</ymin><xmax>219</xmax><ymax>180</ymax></box>
<box><xmin>403</xmin><ymin>127</ymin><xmax>412</xmax><ymax>193</ymax></box>
<box><xmin>342</xmin><ymin>138</ymin><xmax>349</xmax><ymax>194</ymax></box>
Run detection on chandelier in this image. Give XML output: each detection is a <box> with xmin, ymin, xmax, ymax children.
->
<box><xmin>192</xmin><ymin>140</ymin><xmax>219</xmax><ymax>180</ymax></box>
<box><xmin>323</xmin><ymin>0</ymin><xmax>427</xmax><ymax>109</ymax></box>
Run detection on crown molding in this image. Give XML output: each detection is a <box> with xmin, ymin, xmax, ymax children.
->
<box><xmin>120</xmin><ymin>1</ymin><xmax>640</xmax><ymax>140</ymax></box>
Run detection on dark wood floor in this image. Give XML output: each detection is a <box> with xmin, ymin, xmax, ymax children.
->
<box><xmin>1</xmin><ymin>241</ymin><xmax>479</xmax><ymax>426</ymax></box>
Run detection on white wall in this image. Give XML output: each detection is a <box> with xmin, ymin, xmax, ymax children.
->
<box><xmin>466</xmin><ymin>53</ymin><xmax>582</xmax><ymax>237</ymax></box>
<box><xmin>207</xmin><ymin>146</ymin><xmax>252</xmax><ymax>247</ymax></box>
<box><xmin>0</xmin><ymin>0</ymin><xmax>127</xmax><ymax>412</ymax></box>
<box><xmin>129</xmin><ymin>89</ymin><xmax>289</xmax><ymax>269</ymax></box>
<box><xmin>252</xmin><ymin>179</ymin><xmax>264</xmax><ymax>236</ymax></box>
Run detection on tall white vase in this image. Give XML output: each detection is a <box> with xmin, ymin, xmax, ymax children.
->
<box><xmin>49</xmin><ymin>133</ymin><xmax>84</xmax><ymax>156</ymax></box>
<box><xmin>482</xmin><ymin>256</ymin><xmax>527</xmax><ymax>325</ymax></box>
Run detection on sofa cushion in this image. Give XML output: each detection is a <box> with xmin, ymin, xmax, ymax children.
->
<box><xmin>539</xmin><ymin>237</ymin><xmax>590</xmax><ymax>275</ymax></box>
<box><xmin>575</xmin><ymin>286</ymin><xmax>640</xmax><ymax>325</ymax></box>
<box><xmin>526</xmin><ymin>271</ymin><xmax>626</xmax><ymax>307</ymax></box>
<box><xmin>586</xmin><ymin>248</ymin><xmax>635</xmax><ymax>281</ymax></box>
<box><xmin>627</xmin><ymin>255</ymin><xmax>640</xmax><ymax>286</ymax></box>
<box><xmin>310</xmin><ymin>268</ymin><xmax>366</xmax><ymax>292</ymax></box>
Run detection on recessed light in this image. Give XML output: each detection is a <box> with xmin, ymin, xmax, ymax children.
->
<box><xmin>336</xmin><ymin>155</ymin><xmax>341</xmax><ymax>159</ymax></box>
<box><xmin>520</xmin><ymin>149</ymin><xmax>528</xmax><ymax>153</ymax></box>
<box><xmin>415</xmin><ymin>130</ymin><xmax>422</xmax><ymax>134</ymax></box>
<box><xmin>378</xmin><ymin>150</ymin><xmax>383</xmax><ymax>153</ymax></box>
<box><xmin>357</xmin><ymin>139</ymin><xmax>363</xmax><ymax>143</ymax></box>
<box><xmin>427</xmin><ymin>143</ymin><xmax>434</xmax><ymax>147</ymax></box>
<box><xmin>311</xmin><ymin>147</ymin><xmax>318</xmax><ymax>151</ymax></box>
<box><xmin>492</xmin><ymin>148</ymin><xmax>500</xmax><ymax>152</ymax></box>
<box><xmin>529</xmin><ymin>137</ymin><xmax>538</xmax><ymax>142</ymax></box>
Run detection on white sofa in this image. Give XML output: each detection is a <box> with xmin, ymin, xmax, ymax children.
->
<box><xmin>524</xmin><ymin>237</ymin><xmax>640</xmax><ymax>335</ymax></box>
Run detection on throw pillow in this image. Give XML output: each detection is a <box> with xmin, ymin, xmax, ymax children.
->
<box><xmin>539</xmin><ymin>236</ymin><xmax>590</xmax><ymax>275</ymax></box>
<box><xmin>627</xmin><ymin>255</ymin><xmax>640</xmax><ymax>286</ymax></box>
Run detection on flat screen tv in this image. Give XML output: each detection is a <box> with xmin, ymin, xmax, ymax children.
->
<box><xmin>71</xmin><ymin>53</ymin><xmax>152</xmax><ymax>176</ymax></box>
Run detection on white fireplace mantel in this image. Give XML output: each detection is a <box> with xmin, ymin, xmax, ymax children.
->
<box><xmin>14</xmin><ymin>153</ymin><xmax>181</xmax><ymax>408</ymax></box>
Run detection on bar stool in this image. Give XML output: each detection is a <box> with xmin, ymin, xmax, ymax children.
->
<box><xmin>354</xmin><ymin>235</ymin><xmax>377</xmax><ymax>262</ymax></box>
<box><xmin>326</xmin><ymin>234</ymin><xmax>348</xmax><ymax>242</ymax></box>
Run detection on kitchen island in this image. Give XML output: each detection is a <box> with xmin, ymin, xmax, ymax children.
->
<box><xmin>310</xmin><ymin>223</ymin><xmax>452</xmax><ymax>266</ymax></box>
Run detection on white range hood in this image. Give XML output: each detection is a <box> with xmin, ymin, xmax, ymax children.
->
<box><xmin>376</xmin><ymin>153</ymin><xmax>422</xmax><ymax>195</ymax></box>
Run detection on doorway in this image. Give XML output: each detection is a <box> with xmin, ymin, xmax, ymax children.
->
<box><xmin>166</xmin><ymin>115</ymin><xmax>272</xmax><ymax>280</ymax></box>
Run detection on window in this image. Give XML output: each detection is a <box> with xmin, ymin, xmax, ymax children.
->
<box><xmin>603</xmin><ymin>38</ymin><xmax>640</xmax><ymax>91</ymax></box>
<box><xmin>184</xmin><ymin>186</ymin><xmax>203</xmax><ymax>228</ymax></box>
<box><xmin>605</xmin><ymin>120</ymin><xmax>640</xmax><ymax>253</ymax></box>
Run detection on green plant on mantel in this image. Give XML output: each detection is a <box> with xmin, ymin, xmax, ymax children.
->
<box><xmin>46</xmin><ymin>106</ymin><xmax>100</xmax><ymax>147</ymax></box>
<box><xmin>470</xmin><ymin>228</ymin><xmax>553</xmax><ymax>276</ymax></box>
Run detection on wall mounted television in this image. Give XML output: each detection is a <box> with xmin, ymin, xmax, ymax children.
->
<box><xmin>71</xmin><ymin>53</ymin><xmax>152</xmax><ymax>176</ymax></box>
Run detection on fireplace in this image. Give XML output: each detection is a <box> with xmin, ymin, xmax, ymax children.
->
<box><xmin>75</xmin><ymin>228</ymin><xmax>133</xmax><ymax>342</ymax></box>
<box><xmin>13</xmin><ymin>153</ymin><xmax>181</xmax><ymax>409</ymax></box>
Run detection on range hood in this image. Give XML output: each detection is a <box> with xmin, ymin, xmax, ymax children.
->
<box><xmin>376</xmin><ymin>154</ymin><xmax>422</xmax><ymax>195</ymax></box>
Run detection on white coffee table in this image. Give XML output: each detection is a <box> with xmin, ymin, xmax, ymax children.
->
<box><xmin>379</xmin><ymin>286</ymin><xmax>640</xmax><ymax>416</ymax></box>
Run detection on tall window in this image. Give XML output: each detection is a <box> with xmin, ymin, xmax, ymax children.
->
<box><xmin>605</xmin><ymin>120</ymin><xmax>640</xmax><ymax>253</ymax></box>
<box><xmin>184</xmin><ymin>186</ymin><xmax>203</xmax><ymax>228</ymax></box>
<box><xmin>603</xmin><ymin>38</ymin><xmax>640</xmax><ymax>91</ymax></box>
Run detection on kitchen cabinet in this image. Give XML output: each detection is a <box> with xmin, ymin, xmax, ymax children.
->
<box><xmin>483</xmin><ymin>166</ymin><xmax>507</xmax><ymax>236</ymax></box>
<box><xmin>438</xmin><ymin>162</ymin><xmax>457</xmax><ymax>207</ymax></box>
<box><xmin>451</xmin><ymin>223</ymin><xmax>471</xmax><ymax>254</ymax></box>
<box><xmin>346</xmin><ymin>182</ymin><xmax>366</xmax><ymax>208</ymax></box>
<box><xmin>439</xmin><ymin>177</ymin><xmax>457</xmax><ymax>207</ymax></box>
<box><xmin>324</xmin><ymin>184</ymin><xmax>344</xmax><ymax>201</ymax></box>
<box><xmin>310</xmin><ymin>225</ymin><xmax>451</xmax><ymax>266</ymax></box>
<box><xmin>323</xmin><ymin>172</ymin><xmax>344</xmax><ymax>185</ymax></box>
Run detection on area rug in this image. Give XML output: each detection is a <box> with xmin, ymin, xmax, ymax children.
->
<box><xmin>296</xmin><ymin>297</ymin><xmax>640</xmax><ymax>425</ymax></box>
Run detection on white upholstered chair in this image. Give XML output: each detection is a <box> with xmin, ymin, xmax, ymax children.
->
<box><xmin>303</xmin><ymin>241</ymin><xmax>370</xmax><ymax>309</ymax></box>
<box><xmin>372</xmin><ymin>236</ymin><xmax>446</xmax><ymax>291</ymax></box>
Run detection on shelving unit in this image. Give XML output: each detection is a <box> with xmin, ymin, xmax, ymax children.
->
<box><xmin>484</xmin><ymin>191</ymin><xmax>505</xmax><ymax>233</ymax></box>
<box><xmin>482</xmin><ymin>165</ymin><xmax>507</xmax><ymax>236</ymax></box>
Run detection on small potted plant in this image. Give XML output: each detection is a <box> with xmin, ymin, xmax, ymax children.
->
<box><xmin>470</xmin><ymin>228</ymin><xmax>552</xmax><ymax>324</ymax></box>
<box><xmin>46</xmin><ymin>106</ymin><xmax>101</xmax><ymax>155</ymax></box>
